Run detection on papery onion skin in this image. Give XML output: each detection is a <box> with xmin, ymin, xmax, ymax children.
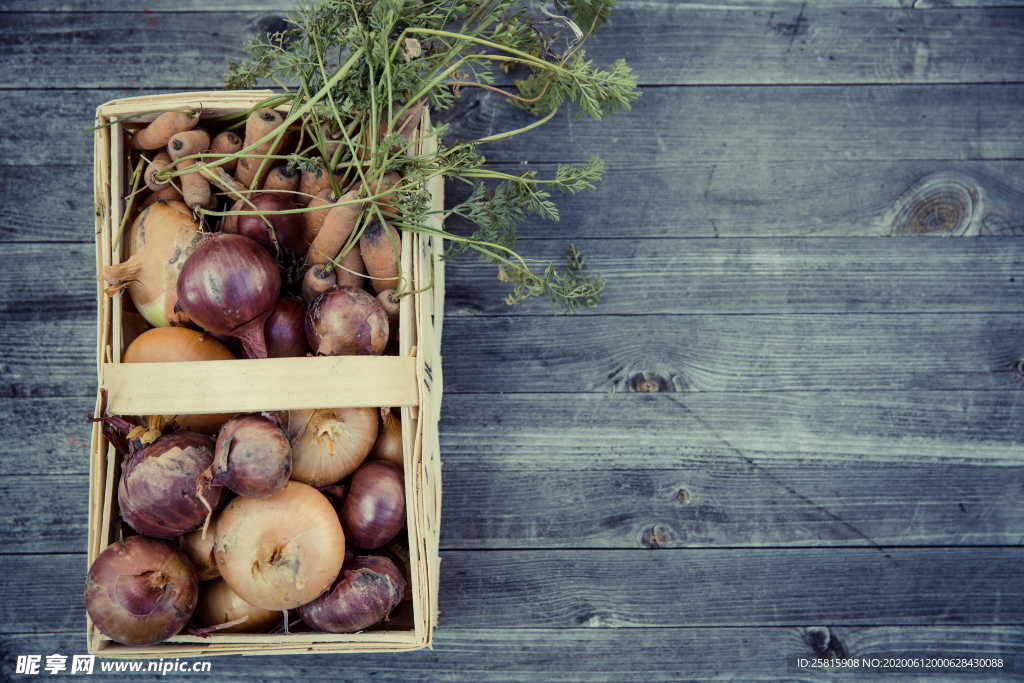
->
<box><xmin>85</xmin><ymin>536</ymin><xmax>198</xmax><ymax>646</ymax></box>
<box><xmin>298</xmin><ymin>555</ymin><xmax>405</xmax><ymax>633</ymax></box>
<box><xmin>123</xmin><ymin>326</ymin><xmax>237</xmax><ymax>434</ymax></box>
<box><xmin>196</xmin><ymin>579</ymin><xmax>278</xmax><ymax>633</ymax></box>
<box><xmin>286</xmin><ymin>408</ymin><xmax>378</xmax><ymax>487</ymax></box>
<box><xmin>180</xmin><ymin>528</ymin><xmax>220</xmax><ymax>581</ymax></box>
<box><xmin>213</xmin><ymin>481</ymin><xmax>345</xmax><ymax>610</ymax></box>
<box><xmin>101</xmin><ymin>201</ymin><xmax>201</xmax><ymax>328</ymax></box>
<box><xmin>370</xmin><ymin>409</ymin><xmax>403</xmax><ymax>469</ymax></box>
<box><xmin>306</xmin><ymin>286</ymin><xmax>389</xmax><ymax>356</ymax></box>
<box><xmin>265</xmin><ymin>298</ymin><xmax>309</xmax><ymax>358</ymax></box>
<box><xmin>226</xmin><ymin>193</ymin><xmax>306</xmax><ymax>256</ymax></box>
<box><xmin>118</xmin><ymin>432</ymin><xmax>223</xmax><ymax>539</ymax></box>
<box><xmin>341</xmin><ymin>461</ymin><xmax>405</xmax><ymax>550</ymax></box>
<box><xmin>176</xmin><ymin>233</ymin><xmax>281</xmax><ymax>358</ymax></box>
<box><xmin>212</xmin><ymin>414</ymin><xmax>292</xmax><ymax>498</ymax></box>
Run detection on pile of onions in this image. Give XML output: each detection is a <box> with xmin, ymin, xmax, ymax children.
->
<box><xmin>299</xmin><ymin>555</ymin><xmax>405</xmax><ymax>633</ymax></box>
<box><xmin>264</xmin><ymin>298</ymin><xmax>309</xmax><ymax>358</ymax></box>
<box><xmin>118</xmin><ymin>432</ymin><xmax>223</xmax><ymax>538</ymax></box>
<box><xmin>85</xmin><ymin>536</ymin><xmax>198</xmax><ymax>645</ymax></box>
<box><xmin>101</xmin><ymin>200</ymin><xmax>201</xmax><ymax>328</ymax></box>
<box><xmin>306</xmin><ymin>286</ymin><xmax>389</xmax><ymax>356</ymax></box>
<box><xmin>180</xmin><ymin>528</ymin><xmax>219</xmax><ymax>581</ymax></box>
<box><xmin>212</xmin><ymin>414</ymin><xmax>292</xmax><ymax>498</ymax></box>
<box><xmin>123</xmin><ymin>327</ymin><xmax>236</xmax><ymax>434</ymax></box>
<box><xmin>286</xmin><ymin>408</ymin><xmax>378</xmax><ymax>487</ymax></box>
<box><xmin>214</xmin><ymin>481</ymin><xmax>344</xmax><ymax>610</ymax></box>
<box><xmin>342</xmin><ymin>461</ymin><xmax>405</xmax><ymax>549</ymax></box>
<box><xmin>176</xmin><ymin>234</ymin><xmax>281</xmax><ymax>358</ymax></box>
<box><xmin>225</xmin><ymin>193</ymin><xmax>305</xmax><ymax>255</ymax></box>
<box><xmin>195</xmin><ymin>579</ymin><xmax>278</xmax><ymax>634</ymax></box>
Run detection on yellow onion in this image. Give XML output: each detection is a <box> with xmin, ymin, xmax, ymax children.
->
<box><xmin>180</xmin><ymin>528</ymin><xmax>219</xmax><ymax>581</ymax></box>
<box><xmin>195</xmin><ymin>579</ymin><xmax>278</xmax><ymax>633</ymax></box>
<box><xmin>286</xmin><ymin>408</ymin><xmax>378</xmax><ymax>486</ymax></box>
<box><xmin>214</xmin><ymin>481</ymin><xmax>345</xmax><ymax>610</ymax></box>
<box><xmin>101</xmin><ymin>200</ymin><xmax>201</xmax><ymax>328</ymax></box>
<box><xmin>123</xmin><ymin>327</ymin><xmax>236</xmax><ymax>434</ymax></box>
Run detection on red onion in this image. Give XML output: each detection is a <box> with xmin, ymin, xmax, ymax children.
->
<box><xmin>212</xmin><ymin>414</ymin><xmax>292</xmax><ymax>498</ymax></box>
<box><xmin>226</xmin><ymin>193</ymin><xmax>305</xmax><ymax>255</ymax></box>
<box><xmin>85</xmin><ymin>536</ymin><xmax>198</xmax><ymax>645</ymax></box>
<box><xmin>298</xmin><ymin>555</ymin><xmax>406</xmax><ymax>633</ymax></box>
<box><xmin>264</xmin><ymin>298</ymin><xmax>309</xmax><ymax>358</ymax></box>
<box><xmin>341</xmin><ymin>461</ymin><xmax>405</xmax><ymax>549</ymax></box>
<box><xmin>119</xmin><ymin>432</ymin><xmax>223</xmax><ymax>539</ymax></box>
<box><xmin>176</xmin><ymin>233</ymin><xmax>281</xmax><ymax>358</ymax></box>
<box><xmin>306</xmin><ymin>286</ymin><xmax>389</xmax><ymax>356</ymax></box>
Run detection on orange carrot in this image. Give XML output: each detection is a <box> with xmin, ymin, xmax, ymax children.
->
<box><xmin>263</xmin><ymin>165</ymin><xmax>300</xmax><ymax>193</ymax></box>
<box><xmin>335</xmin><ymin>246</ymin><xmax>365</xmax><ymax>289</ymax></box>
<box><xmin>139</xmin><ymin>185</ymin><xmax>182</xmax><ymax>210</ymax></box>
<box><xmin>236</xmin><ymin>108</ymin><xmax>285</xmax><ymax>188</ymax></box>
<box><xmin>301</xmin><ymin>264</ymin><xmax>337</xmax><ymax>304</ymax></box>
<box><xmin>302</xmin><ymin>188</ymin><xmax>334</xmax><ymax>245</ymax></box>
<box><xmin>167</xmin><ymin>130</ymin><xmax>211</xmax><ymax>210</ymax></box>
<box><xmin>299</xmin><ymin>167</ymin><xmax>340</xmax><ymax>201</ymax></box>
<box><xmin>359</xmin><ymin>220</ymin><xmax>401</xmax><ymax>293</ymax></box>
<box><xmin>307</xmin><ymin>189</ymin><xmax>361</xmax><ymax>266</ymax></box>
<box><xmin>362</xmin><ymin>170</ymin><xmax>402</xmax><ymax>219</ymax></box>
<box><xmin>210</xmin><ymin>130</ymin><xmax>243</xmax><ymax>174</ymax></box>
<box><xmin>144</xmin><ymin>151</ymin><xmax>173</xmax><ymax>192</ymax></box>
<box><xmin>131</xmin><ymin>110</ymin><xmax>199</xmax><ymax>150</ymax></box>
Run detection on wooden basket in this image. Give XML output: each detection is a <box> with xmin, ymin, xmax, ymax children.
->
<box><xmin>88</xmin><ymin>91</ymin><xmax>444</xmax><ymax>657</ymax></box>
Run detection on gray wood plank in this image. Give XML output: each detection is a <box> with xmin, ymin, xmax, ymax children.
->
<box><xmin>3</xmin><ymin>627</ymin><xmax>1022</xmax><ymax>681</ymax></box>
<box><xmin>7</xmin><ymin>161</ymin><xmax>1024</xmax><ymax>243</ymax></box>
<box><xmin>4</xmin><ymin>312</ymin><xmax>1024</xmax><ymax>397</ymax></box>
<box><xmin>8</xmin><ymin>84</ymin><xmax>1024</xmax><ymax>167</ymax></box>
<box><xmin>3</xmin><ymin>549</ymin><xmax>1022</xmax><ymax>632</ymax></box>
<box><xmin>3</xmin><ymin>8</ymin><xmax>1022</xmax><ymax>88</ymax></box>
<box><xmin>7</xmin><ymin>235</ymin><xmax>1024</xmax><ymax>323</ymax></box>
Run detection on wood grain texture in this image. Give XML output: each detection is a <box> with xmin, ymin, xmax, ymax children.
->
<box><xmin>2</xmin><ymin>8</ymin><xmax>1022</xmax><ymax>87</ymax></box>
<box><xmin>6</xmin><ymin>161</ymin><xmax>1024</xmax><ymax>243</ymax></box>
<box><xmin>7</xmin><ymin>84</ymin><xmax>1024</xmax><ymax>167</ymax></box>
<box><xmin>4</xmin><ymin>549</ymin><xmax>1023</xmax><ymax>632</ymax></box>
<box><xmin>3</xmin><ymin>627</ymin><xmax>1022</xmax><ymax>680</ymax></box>
<box><xmin>4</xmin><ymin>312</ymin><xmax>1024</xmax><ymax>397</ymax></box>
<box><xmin>7</xmin><ymin>1</ymin><xmax>1023</xmax><ymax>9</ymax></box>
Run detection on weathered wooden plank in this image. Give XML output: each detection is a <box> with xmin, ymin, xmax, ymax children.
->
<box><xmin>3</xmin><ymin>8</ymin><xmax>1022</xmax><ymax>88</ymax></box>
<box><xmin>7</xmin><ymin>234</ymin><xmax>1024</xmax><ymax>323</ymax></box>
<box><xmin>3</xmin><ymin>627</ymin><xmax>1022</xmax><ymax>681</ymax></box>
<box><xmin>7</xmin><ymin>1</ymin><xmax>1023</xmax><ymax>10</ymax></box>
<box><xmin>8</xmin><ymin>84</ymin><xmax>1024</xmax><ymax>167</ymax></box>
<box><xmin>4</xmin><ymin>313</ymin><xmax>1024</xmax><ymax>397</ymax></box>
<box><xmin>7</xmin><ymin>160</ymin><xmax>1024</xmax><ymax>243</ymax></box>
<box><xmin>4</xmin><ymin>549</ymin><xmax>1022</xmax><ymax>632</ymax></box>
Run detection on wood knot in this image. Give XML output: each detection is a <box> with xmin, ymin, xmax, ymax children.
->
<box><xmin>675</xmin><ymin>488</ymin><xmax>692</xmax><ymax>505</ymax></box>
<box><xmin>631</xmin><ymin>373</ymin><xmax>669</xmax><ymax>393</ymax></box>
<box><xmin>640</xmin><ymin>525</ymin><xmax>672</xmax><ymax>549</ymax></box>
<box><xmin>803</xmin><ymin>626</ymin><xmax>849</xmax><ymax>658</ymax></box>
<box><xmin>887</xmin><ymin>172</ymin><xmax>983</xmax><ymax>236</ymax></box>
<box><xmin>255</xmin><ymin>15</ymin><xmax>291</xmax><ymax>38</ymax></box>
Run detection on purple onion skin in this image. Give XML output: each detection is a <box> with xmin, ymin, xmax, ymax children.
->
<box><xmin>341</xmin><ymin>461</ymin><xmax>405</xmax><ymax>549</ymax></box>
<box><xmin>298</xmin><ymin>555</ymin><xmax>405</xmax><ymax>633</ymax></box>
<box><xmin>306</xmin><ymin>286</ymin><xmax>389</xmax><ymax>356</ymax></box>
<box><xmin>85</xmin><ymin>536</ymin><xmax>198</xmax><ymax>645</ymax></box>
<box><xmin>176</xmin><ymin>234</ymin><xmax>281</xmax><ymax>358</ymax></box>
<box><xmin>118</xmin><ymin>432</ymin><xmax>223</xmax><ymax>538</ymax></box>
<box><xmin>265</xmin><ymin>298</ymin><xmax>309</xmax><ymax>358</ymax></box>
<box><xmin>231</xmin><ymin>194</ymin><xmax>306</xmax><ymax>255</ymax></box>
<box><xmin>213</xmin><ymin>414</ymin><xmax>292</xmax><ymax>498</ymax></box>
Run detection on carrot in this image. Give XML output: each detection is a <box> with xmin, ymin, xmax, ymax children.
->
<box><xmin>200</xmin><ymin>166</ymin><xmax>247</xmax><ymax>202</ymax></box>
<box><xmin>144</xmin><ymin>151</ymin><xmax>173</xmax><ymax>192</ymax></box>
<box><xmin>299</xmin><ymin>167</ymin><xmax>340</xmax><ymax>201</ymax></box>
<box><xmin>358</xmin><ymin>220</ymin><xmax>401</xmax><ymax>293</ymax></box>
<box><xmin>301</xmin><ymin>263</ymin><xmax>337</xmax><ymax>304</ymax></box>
<box><xmin>362</xmin><ymin>170</ymin><xmax>402</xmax><ymax>218</ymax></box>
<box><xmin>139</xmin><ymin>185</ymin><xmax>182</xmax><ymax>210</ymax></box>
<box><xmin>131</xmin><ymin>110</ymin><xmax>199</xmax><ymax>150</ymax></box>
<box><xmin>376</xmin><ymin>288</ymin><xmax>400</xmax><ymax>331</ymax></box>
<box><xmin>335</xmin><ymin>245</ymin><xmax>365</xmax><ymax>289</ymax></box>
<box><xmin>210</xmin><ymin>130</ymin><xmax>243</xmax><ymax>174</ymax></box>
<box><xmin>263</xmin><ymin>165</ymin><xmax>300</xmax><ymax>193</ymax></box>
<box><xmin>307</xmin><ymin>189</ymin><xmax>361</xmax><ymax>266</ymax></box>
<box><xmin>167</xmin><ymin>129</ymin><xmax>212</xmax><ymax>210</ymax></box>
<box><xmin>302</xmin><ymin>188</ymin><xmax>334</xmax><ymax>245</ymax></box>
<box><xmin>236</xmin><ymin>108</ymin><xmax>286</xmax><ymax>188</ymax></box>
<box><xmin>222</xmin><ymin>197</ymin><xmax>244</xmax><ymax>233</ymax></box>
